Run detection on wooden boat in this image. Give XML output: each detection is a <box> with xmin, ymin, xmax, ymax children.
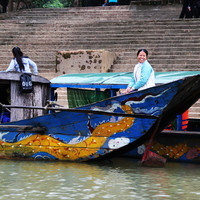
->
<box><xmin>51</xmin><ymin>71</ymin><xmax>200</xmax><ymax>163</ymax></box>
<box><xmin>123</xmin><ymin>121</ymin><xmax>200</xmax><ymax>163</ymax></box>
<box><xmin>0</xmin><ymin>72</ymin><xmax>200</xmax><ymax>162</ymax></box>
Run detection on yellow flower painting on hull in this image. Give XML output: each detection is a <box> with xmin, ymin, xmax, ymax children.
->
<box><xmin>150</xmin><ymin>142</ymin><xmax>200</xmax><ymax>160</ymax></box>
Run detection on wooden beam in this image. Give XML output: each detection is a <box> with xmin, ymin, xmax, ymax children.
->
<box><xmin>161</xmin><ymin>130</ymin><xmax>200</xmax><ymax>135</ymax></box>
<box><xmin>0</xmin><ymin>125</ymin><xmax>46</xmax><ymax>132</ymax></box>
<box><xmin>1</xmin><ymin>104</ymin><xmax>158</xmax><ymax>119</ymax></box>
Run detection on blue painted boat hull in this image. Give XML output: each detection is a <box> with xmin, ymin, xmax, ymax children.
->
<box><xmin>124</xmin><ymin>130</ymin><xmax>200</xmax><ymax>163</ymax></box>
<box><xmin>0</xmin><ymin>75</ymin><xmax>200</xmax><ymax>161</ymax></box>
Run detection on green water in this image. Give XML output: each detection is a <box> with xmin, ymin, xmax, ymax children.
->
<box><xmin>0</xmin><ymin>157</ymin><xmax>199</xmax><ymax>200</ymax></box>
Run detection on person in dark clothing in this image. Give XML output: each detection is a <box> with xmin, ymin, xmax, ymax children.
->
<box><xmin>0</xmin><ymin>0</ymin><xmax>9</xmax><ymax>13</ymax></box>
<box><xmin>179</xmin><ymin>0</ymin><xmax>193</xmax><ymax>18</ymax></box>
<box><xmin>193</xmin><ymin>0</ymin><xmax>200</xmax><ymax>18</ymax></box>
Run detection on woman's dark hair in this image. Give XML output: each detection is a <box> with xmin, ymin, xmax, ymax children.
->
<box><xmin>137</xmin><ymin>49</ymin><xmax>148</xmax><ymax>57</ymax></box>
<box><xmin>12</xmin><ymin>46</ymin><xmax>25</xmax><ymax>71</ymax></box>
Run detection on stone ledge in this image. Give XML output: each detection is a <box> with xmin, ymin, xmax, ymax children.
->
<box><xmin>130</xmin><ymin>0</ymin><xmax>162</xmax><ymax>5</ymax></box>
<box><xmin>56</xmin><ymin>50</ymin><xmax>117</xmax><ymax>75</ymax></box>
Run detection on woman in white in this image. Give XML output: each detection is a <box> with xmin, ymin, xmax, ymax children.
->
<box><xmin>6</xmin><ymin>46</ymin><xmax>38</xmax><ymax>75</ymax></box>
<box><xmin>124</xmin><ymin>49</ymin><xmax>155</xmax><ymax>94</ymax></box>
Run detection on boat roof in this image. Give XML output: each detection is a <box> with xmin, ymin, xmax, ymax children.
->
<box><xmin>51</xmin><ymin>71</ymin><xmax>200</xmax><ymax>89</ymax></box>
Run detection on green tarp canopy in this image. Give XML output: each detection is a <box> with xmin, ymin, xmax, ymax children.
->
<box><xmin>51</xmin><ymin>71</ymin><xmax>200</xmax><ymax>88</ymax></box>
<box><xmin>51</xmin><ymin>71</ymin><xmax>200</xmax><ymax>108</ymax></box>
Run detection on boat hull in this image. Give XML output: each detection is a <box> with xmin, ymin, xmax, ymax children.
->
<box><xmin>124</xmin><ymin>130</ymin><xmax>200</xmax><ymax>163</ymax></box>
<box><xmin>0</xmin><ymin>75</ymin><xmax>200</xmax><ymax>161</ymax></box>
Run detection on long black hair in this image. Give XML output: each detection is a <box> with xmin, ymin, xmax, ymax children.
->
<box><xmin>12</xmin><ymin>47</ymin><xmax>25</xmax><ymax>71</ymax></box>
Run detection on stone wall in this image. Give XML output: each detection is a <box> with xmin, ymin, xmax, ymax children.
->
<box><xmin>56</xmin><ymin>50</ymin><xmax>117</xmax><ymax>75</ymax></box>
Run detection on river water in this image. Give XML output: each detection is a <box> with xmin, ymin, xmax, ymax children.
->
<box><xmin>0</xmin><ymin>157</ymin><xmax>199</xmax><ymax>200</ymax></box>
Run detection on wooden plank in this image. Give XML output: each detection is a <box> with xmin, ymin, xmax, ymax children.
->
<box><xmin>0</xmin><ymin>72</ymin><xmax>50</xmax><ymax>84</ymax></box>
<box><xmin>1</xmin><ymin>104</ymin><xmax>158</xmax><ymax>119</ymax></box>
<box><xmin>0</xmin><ymin>125</ymin><xmax>46</xmax><ymax>132</ymax></box>
<box><xmin>161</xmin><ymin>130</ymin><xmax>200</xmax><ymax>135</ymax></box>
<box><xmin>9</xmin><ymin>78</ymin><xmax>50</xmax><ymax>122</ymax></box>
<box><xmin>10</xmin><ymin>80</ymin><xmax>23</xmax><ymax>121</ymax></box>
<box><xmin>0</xmin><ymin>125</ymin><xmax>33</xmax><ymax>128</ymax></box>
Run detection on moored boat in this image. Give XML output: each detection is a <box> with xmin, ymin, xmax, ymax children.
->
<box><xmin>124</xmin><ymin>129</ymin><xmax>200</xmax><ymax>163</ymax></box>
<box><xmin>50</xmin><ymin>71</ymin><xmax>200</xmax><ymax>163</ymax></box>
<box><xmin>0</xmin><ymin>72</ymin><xmax>200</xmax><ymax>161</ymax></box>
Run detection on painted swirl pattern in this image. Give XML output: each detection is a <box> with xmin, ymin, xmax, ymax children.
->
<box><xmin>0</xmin><ymin>105</ymin><xmax>134</xmax><ymax>161</ymax></box>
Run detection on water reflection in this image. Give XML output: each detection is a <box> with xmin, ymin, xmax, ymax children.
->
<box><xmin>0</xmin><ymin>158</ymin><xmax>199</xmax><ymax>199</ymax></box>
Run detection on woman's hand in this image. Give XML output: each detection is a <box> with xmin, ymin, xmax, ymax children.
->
<box><xmin>124</xmin><ymin>87</ymin><xmax>133</xmax><ymax>94</ymax></box>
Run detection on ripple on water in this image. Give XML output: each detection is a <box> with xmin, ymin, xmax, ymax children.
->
<box><xmin>0</xmin><ymin>159</ymin><xmax>199</xmax><ymax>199</ymax></box>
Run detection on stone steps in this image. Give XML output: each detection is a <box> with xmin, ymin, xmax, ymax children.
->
<box><xmin>116</xmin><ymin>59</ymin><xmax>200</xmax><ymax>65</ymax></box>
<box><xmin>1</xmin><ymin>23</ymin><xmax>197</xmax><ymax>30</ymax></box>
<box><xmin>0</xmin><ymin>24</ymin><xmax>200</xmax><ymax>36</ymax></box>
<box><xmin>1</xmin><ymin>20</ymin><xmax>200</xmax><ymax>27</ymax></box>
<box><xmin>0</xmin><ymin>5</ymin><xmax>182</xmax><ymax>24</ymax></box>
<box><xmin>1</xmin><ymin>42</ymin><xmax>200</xmax><ymax>47</ymax></box>
<box><xmin>1</xmin><ymin>29</ymin><xmax>199</xmax><ymax>35</ymax></box>
<box><xmin>112</xmin><ymin>65</ymin><xmax>200</xmax><ymax>72</ymax></box>
<box><xmin>1</xmin><ymin>33</ymin><xmax>199</xmax><ymax>40</ymax></box>
<box><xmin>189</xmin><ymin>101</ymin><xmax>200</xmax><ymax>118</ymax></box>
<box><xmin>0</xmin><ymin>4</ymin><xmax>200</xmax><ymax>118</ymax></box>
<box><xmin>117</xmin><ymin>54</ymin><xmax>199</xmax><ymax>59</ymax></box>
<box><xmin>0</xmin><ymin>37</ymin><xmax>199</xmax><ymax>45</ymax></box>
<box><xmin>0</xmin><ymin>6</ymin><xmax>133</xmax><ymax>24</ymax></box>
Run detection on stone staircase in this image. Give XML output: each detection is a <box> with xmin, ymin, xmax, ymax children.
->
<box><xmin>0</xmin><ymin>4</ymin><xmax>200</xmax><ymax>118</ymax></box>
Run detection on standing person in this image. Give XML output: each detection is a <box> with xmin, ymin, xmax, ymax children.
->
<box><xmin>124</xmin><ymin>49</ymin><xmax>155</xmax><ymax>94</ymax></box>
<box><xmin>102</xmin><ymin>0</ymin><xmax>118</xmax><ymax>6</ymax></box>
<box><xmin>6</xmin><ymin>46</ymin><xmax>38</xmax><ymax>75</ymax></box>
<box><xmin>193</xmin><ymin>0</ymin><xmax>200</xmax><ymax>18</ymax></box>
<box><xmin>0</xmin><ymin>0</ymin><xmax>8</xmax><ymax>13</ymax></box>
<box><xmin>179</xmin><ymin>0</ymin><xmax>193</xmax><ymax>18</ymax></box>
<box><xmin>108</xmin><ymin>0</ymin><xmax>118</xmax><ymax>6</ymax></box>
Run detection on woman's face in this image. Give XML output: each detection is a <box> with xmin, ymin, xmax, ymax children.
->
<box><xmin>137</xmin><ymin>51</ymin><xmax>147</xmax><ymax>63</ymax></box>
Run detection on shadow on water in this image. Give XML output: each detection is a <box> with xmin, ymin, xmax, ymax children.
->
<box><xmin>0</xmin><ymin>157</ymin><xmax>199</xmax><ymax>199</ymax></box>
